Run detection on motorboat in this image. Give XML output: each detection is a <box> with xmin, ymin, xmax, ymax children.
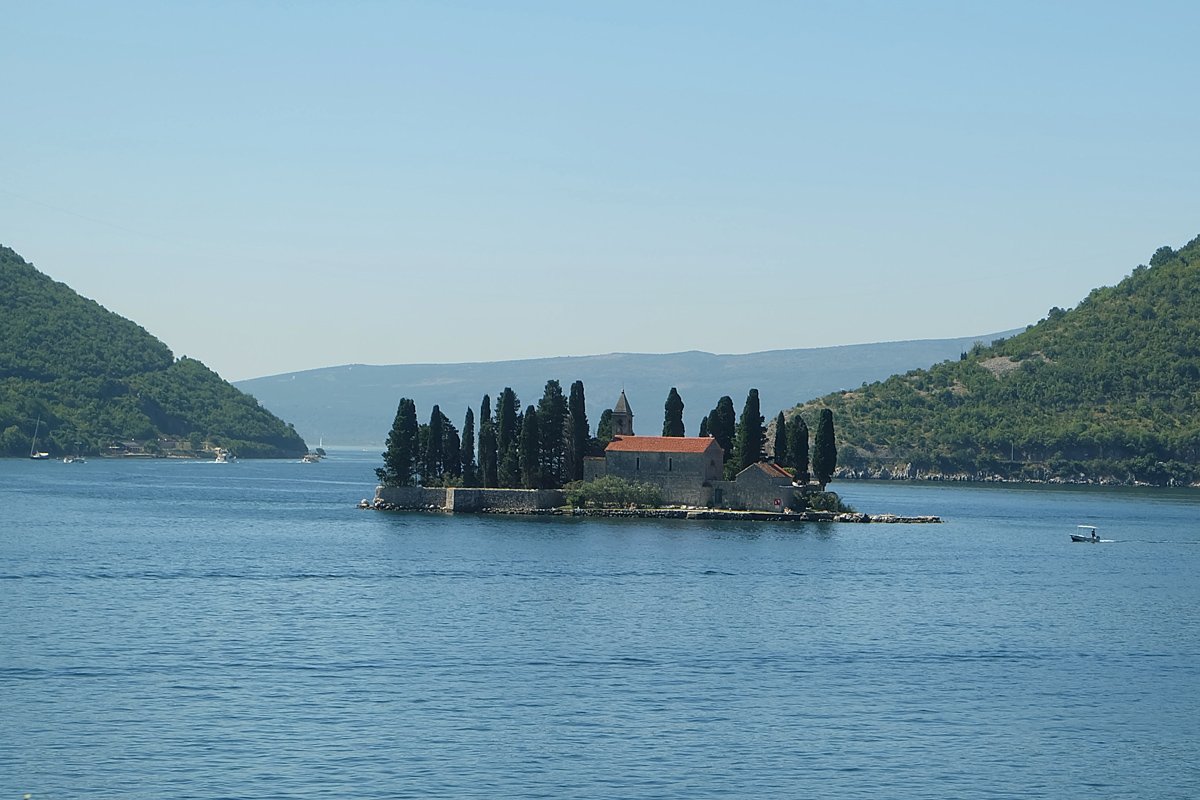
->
<box><xmin>1071</xmin><ymin>525</ymin><xmax>1100</xmax><ymax>543</ymax></box>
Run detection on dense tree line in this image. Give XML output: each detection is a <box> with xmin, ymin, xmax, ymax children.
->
<box><xmin>379</xmin><ymin>380</ymin><xmax>599</xmax><ymax>489</ymax></box>
<box><xmin>379</xmin><ymin>380</ymin><xmax>838</xmax><ymax>490</ymax></box>
<box><xmin>0</xmin><ymin>246</ymin><xmax>307</xmax><ymax>458</ymax></box>
<box><xmin>794</xmin><ymin>235</ymin><xmax>1200</xmax><ymax>485</ymax></box>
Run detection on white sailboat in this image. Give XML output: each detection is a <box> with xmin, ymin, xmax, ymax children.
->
<box><xmin>29</xmin><ymin>416</ymin><xmax>50</xmax><ymax>460</ymax></box>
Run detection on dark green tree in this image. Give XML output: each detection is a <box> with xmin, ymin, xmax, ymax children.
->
<box><xmin>537</xmin><ymin>380</ymin><xmax>568</xmax><ymax>487</ymax></box>
<box><xmin>567</xmin><ymin>380</ymin><xmax>589</xmax><ymax>482</ymax></box>
<box><xmin>460</xmin><ymin>407</ymin><xmax>477</xmax><ymax>486</ymax></box>
<box><xmin>597</xmin><ymin>408</ymin><xmax>614</xmax><ymax>444</ymax></box>
<box><xmin>698</xmin><ymin>415</ymin><xmax>709</xmax><ymax>438</ymax></box>
<box><xmin>788</xmin><ymin>415</ymin><xmax>810</xmax><ymax>486</ymax></box>
<box><xmin>496</xmin><ymin>388</ymin><xmax>521</xmax><ymax>488</ymax></box>
<box><xmin>706</xmin><ymin>396</ymin><xmax>736</xmax><ymax>462</ymax></box>
<box><xmin>663</xmin><ymin>387</ymin><xmax>685</xmax><ymax>436</ymax></box>
<box><xmin>520</xmin><ymin>405</ymin><xmax>541</xmax><ymax>489</ymax></box>
<box><xmin>478</xmin><ymin>395</ymin><xmax>498</xmax><ymax>488</ymax></box>
<box><xmin>496</xmin><ymin>388</ymin><xmax>519</xmax><ymax>452</ymax></box>
<box><xmin>423</xmin><ymin>404</ymin><xmax>445</xmax><ymax>484</ymax></box>
<box><xmin>812</xmin><ymin>407</ymin><xmax>837</xmax><ymax>489</ymax></box>
<box><xmin>442</xmin><ymin>419</ymin><xmax>462</xmax><ymax>482</ymax></box>
<box><xmin>772</xmin><ymin>411</ymin><xmax>788</xmax><ymax>464</ymax></box>
<box><xmin>376</xmin><ymin>397</ymin><xmax>418</xmax><ymax>486</ymax></box>
<box><xmin>1150</xmin><ymin>245</ymin><xmax>1176</xmax><ymax>267</ymax></box>
<box><xmin>732</xmin><ymin>389</ymin><xmax>765</xmax><ymax>471</ymax></box>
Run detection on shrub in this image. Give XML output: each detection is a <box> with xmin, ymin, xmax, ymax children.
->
<box><xmin>563</xmin><ymin>476</ymin><xmax>663</xmax><ymax>508</ymax></box>
<box><xmin>806</xmin><ymin>491</ymin><xmax>854</xmax><ymax>513</ymax></box>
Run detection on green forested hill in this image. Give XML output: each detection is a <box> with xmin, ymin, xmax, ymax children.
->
<box><xmin>794</xmin><ymin>235</ymin><xmax>1200</xmax><ymax>485</ymax></box>
<box><xmin>0</xmin><ymin>245</ymin><xmax>307</xmax><ymax>458</ymax></box>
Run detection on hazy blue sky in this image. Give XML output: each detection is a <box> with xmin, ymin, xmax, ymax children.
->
<box><xmin>3</xmin><ymin>1</ymin><xmax>1197</xmax><ymax>381</ymax></box>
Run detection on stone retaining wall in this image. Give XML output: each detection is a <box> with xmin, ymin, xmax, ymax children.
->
<box><xmin>374</xmin><ymin>486</ymin><xmax>565</xmax><ymax>512</ymax></box>
<box><xmin>375</xmin><ymin>486</ymin><xmax>447</xmax><ymax>509</ymax></box>
<box><xmin>446</xmin><ymin>487</ymin><xmax>565</xmax><ymax>512</ymax></box>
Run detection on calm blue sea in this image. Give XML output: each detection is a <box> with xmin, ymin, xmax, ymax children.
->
<box><xmin>2</xmin><ymin>451</ymin><xmax>1198</xmax><ymax>799</ymax></box>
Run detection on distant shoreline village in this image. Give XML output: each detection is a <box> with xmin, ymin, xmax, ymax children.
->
<box><xmin>369</xmin><ymin>390</ymin><xmax>940</xmax><ymax>524</ymax></box>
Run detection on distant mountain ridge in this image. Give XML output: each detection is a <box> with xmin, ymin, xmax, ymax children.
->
<box><xmin>794</xmin><ymin>234</ymin><xmax>1200</xmax><ymax>485</ymax></box>
<box><xmin>0</xmin><ymin>246</ymin><xmax>308</xmax><ymax>458</ymax></box>
<box><xmin>235</xmin><ymin>333</ymin><xmax>1019</xmax><ymax>447</ymax></box>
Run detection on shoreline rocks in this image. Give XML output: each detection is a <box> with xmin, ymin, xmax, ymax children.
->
<box><xmin>834</xmin><ymin>465</ymin><xmax>1198</xmax><ymax>488</ymax></box>
<box><xmin>359</xmin><ymin>499</ymin><xmax>940</xmax><ymax>524</ymax></box>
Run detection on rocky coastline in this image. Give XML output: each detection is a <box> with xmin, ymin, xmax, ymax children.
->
<box><xmin>359</xmin><ymin>498</ymin><xmax>939</xmax><ymax>524</ymax></box>
<box><xmin>834</xmin><ymin>464</ymin><xmax>1199</xmax><ymax>488</ymax></box>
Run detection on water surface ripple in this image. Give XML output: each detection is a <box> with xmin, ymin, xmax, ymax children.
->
<box><xmin>2</xmin><ymin>455</ymin><xmax>1198</xmax><ymax>798</ymax></box>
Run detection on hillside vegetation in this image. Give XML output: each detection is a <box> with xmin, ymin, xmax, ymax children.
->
<box><xmin>794</xmin><ymin>235</ymin><xmax>1200</xmax><ymax>486</ymax></box>
<box><xmin>0</xmin><ymin>246</ymin><xmax>307</xmax><ymax>458</ymax></box>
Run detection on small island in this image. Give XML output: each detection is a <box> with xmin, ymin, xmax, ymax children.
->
<box><xmin>367</xmin><ymin>385</ymin><xmax>940</xmax><ymax>524</ymax></box>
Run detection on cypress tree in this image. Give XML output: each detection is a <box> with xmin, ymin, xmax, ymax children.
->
<box><xmin>460</xmin><ymin>407</ymin><xmax>476</xmax><ymax>486</ymax></box>
<box><xmin>537</xmin><ymin>380</ymin><xmax>567</xmax><ymax>487</ymax></box>
<box><xmin>442</xmin><ymin>419</ymin><xmax>462</xmax><ymax>482</ymax></box>
<box><xmin>520</xmin><ymin>405</ymin><xmax>541</xmax><ymax>489</ymax></box>
<box><xmin>732</xmin><ymin>389</ymin><xmax>765</xmax><ymax>471</ymax></box>
<box><xmin>424</xmin><ymin>404</ymin><xmax>445</xmax><ymax>484</ymax></box>
<box><xmin>812</xmin><ymin>408</ymin><xmax>838</xmax><ymax>489</ymax></box>
<box><xmin>497</xmin><ymin>388</ymin><xmax>520</xmax><ymax>488</ymax></box>
<box><xmin>597</xmin><ymin>408</ymin><xmax>614</xmax><ymax>444</ymax></box>
<box><xmin>707</xmin><ymin>396</ymin><xmax>736</xmax><ymax>462</ymax></box>
<box><xmin>788</xmin><ymin>415</ymin><xmax>810</xmax><ymax>486</ymax></box>
<box><xmin>567</xmin><ymin>380</ymin><xmax>589</xmax><ymax>482</ymax></box>
<box><xmin>416</xmin><ymin>424</ymin><xmax>430</xmax><ymax>482</ymax></box>
<box><xmin>772</xmin><ymin>411</ymin><xmax>788</xmax><ymax>464</ymax></box>
<box><xmin>698</xmin><ymin>415</ymin><xmax>708</xmax><ymax>438</ymax></box>
<box><xmin>496</xmin><ymin>388</ymin><xmax>519</xmax><ymax>453</ymax></box>
<box><xmin>478</xmin><ymin>395</ymin><xmax>498</xmax><ymax>488</ymax></box>
<box><xmin>376</xmin><ymin>397</ymin><xmax>418</xmax><ymax>486</ymax></box>
<box><xmin>663</xmin><ymin>387</ymin><xmax>685</xmax><ymax>437</ymax></box>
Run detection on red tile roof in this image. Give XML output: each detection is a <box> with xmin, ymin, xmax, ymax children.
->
<box><xmin>605</xmin><ymin>435</ymin><xmax>722</xmax><ymax>454</ymax></box>
<box><xmin>737</xmin><ymin>461</ymin><xmax>794</xmax><ymax>479</ymax></box>
<box><xmin>759</xmin><ymin>462</ymin><xmax>793</xmax><ymax>479</ymax></box>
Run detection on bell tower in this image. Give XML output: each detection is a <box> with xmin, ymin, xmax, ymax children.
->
<box><xmin>612</xmin><ymin>390</ymin><xmax>634</xmax><ymax>436</ymax></box>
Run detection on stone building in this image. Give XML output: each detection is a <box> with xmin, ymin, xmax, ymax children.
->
<box><xmin>603</xmin><ymin>435</ymin><xmax>725</xmax><ymax>506</ymax></box>
<box><xmin>585</xmin><ymin>391</ymin><xmax>803</xmax><ymax>511</ymax></box>
<box><xmin>723</xmin><ymin>461</ymin><xmax>798</xmax><ymax>512</ymax></box>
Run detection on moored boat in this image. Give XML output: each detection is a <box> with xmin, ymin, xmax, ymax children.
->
<box><xmin>29</xmin><ymin>415</ymin><xmax>50</xmax><ymax>460</ymax></box>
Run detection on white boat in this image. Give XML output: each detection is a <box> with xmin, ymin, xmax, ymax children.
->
<box><xmin>29</xmin><ymin>416</ymin><xmax>50</xmax><ymax>460</ymax></box>
<box><xmin>213</xmin><ymin>448</ymin><xmax>235</xmax><ymax>463</ymax></box>
<box><xmin>1071</xmin><ymin>525</ymin><xmax>1100</xmax><ymax>543</ymax></box>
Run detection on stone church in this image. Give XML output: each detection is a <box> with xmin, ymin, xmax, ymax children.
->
<box><xmin>586</xmin><ymin>391</ymin><xmax>801</xmax><ymax>511</ymax></box>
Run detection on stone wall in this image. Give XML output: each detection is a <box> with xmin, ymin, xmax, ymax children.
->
<box><xmin>374</xmin><ymin>485</ymin><xmax>564</xmax><ymax>512</ymax></box>
<box><xmin>604</xmin><ymin>449</ymin><xmax>718</xmax><ymax>505</ymax></box>
<box><xmin>708</xmin><ymin>478</ymin><xmax>800</xmax><ymax>512</ymax></box>
<box><xmin>733</xmin><ymin>479</ymin><xmax>799</xmax><ymax>512</ymax></box>
<box><xmin>446</xmin><ymin>487</ymin><xmax>565</xmax><ymax>512</ymax></box>
<box><xmin>583</xmin><ymin>457</ymin><xmax>606</xmax><ymax>482</ymax></box>
<box><xmin>376</xmin><ymin>485</ymin><xmax>447</xmax><ymax>508</ymax></box>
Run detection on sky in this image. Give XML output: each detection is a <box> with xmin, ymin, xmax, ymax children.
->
<box><xmin>3</xmin><ymin>1</ymin><xmax>1198</xmax><ymax>382</ymax></box>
